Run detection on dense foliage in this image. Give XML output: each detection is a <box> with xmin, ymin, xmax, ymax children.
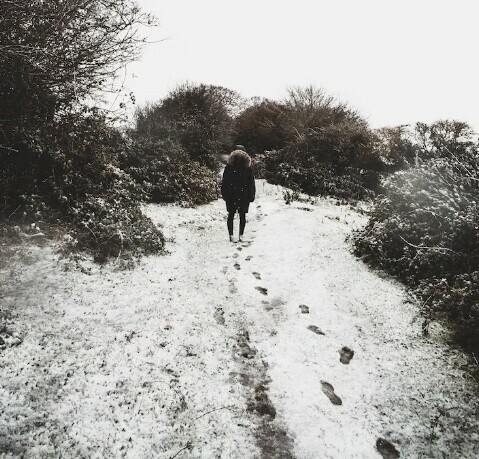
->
<box><xmin>119</xmin><ymin>138</ymin><xmax>218</xmax><ymax>206</ymax></box>
<box><xmin>354</xmin><ymin>121</ymin><xmax>479</xmax><ymax>352</ymax></box>
<box><xmin>0</xmin><ymin>0</ymin><xmax>164</xmax><ymax>261</ymax></box>
<box><xmin>1</xmin><ymin>111</ymin><xmax>164</xmax><ymax>262</ymax></box>
<box><xmin>236</xmin><ymin>87</ymin><xmax>382</xmax><ymax>201</ymax></box>
<box><xmin>121</xmin><ymin>83</ymin><xmax>239</xmax><ymax>205</ymax></box>
<box><xmin>132</xmin><ymin>83</ymin><xmax>240</xmax><ymax>169</ymax></box>
<box><xmin>234</xmin><ymin>99</ymin><xmax>288</xmax><ymax>156</ymax></box>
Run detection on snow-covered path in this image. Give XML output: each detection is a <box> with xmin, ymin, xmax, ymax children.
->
<box><xmin>1</xmin><ymin>180</ymin><xmax>478</xmax><ymax>458</ymax></box>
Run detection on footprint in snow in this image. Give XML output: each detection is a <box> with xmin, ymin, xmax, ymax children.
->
<box><xmin>339</xmin><ymin>346</ymin><xmax>354</xmax><ymax>364</ymax></box>
<box><xmin>320</xmin><ymin>381</ymin><xmax>342</xmax><ymax>406</ymax></box>
<box><xmin>233</xmin><ymin>253</ymin><xmax>239</xmax><ymax>259</ymax></box>
<box><xmin>255</xmin><ymin>286</ymin><xmax>268</xmax><ymax>295</ymax></box>
<box><xmin>246</xmin><ymin>256</ymin><xmax>253</xmax><ymax>261</ymax></box>
<box><xmin>234</xmin><ymin>263</ymin><xmax>241</xmax><ymax>270</ymax></box>
<box><xmin>236</xmin><ymin>330</ymin><xmax>256</xmax><ymax>359</ymax></box>
<box><xmin>252</xmin><ymin>272</ymin><xmax>261</xmax><ymax>280</ymax></box>
<box><xmin>308</xmin><ymin>325</ymin><xmax>325</xmax><ymax>335</ymax></box>
<box><xmin>299</xmin><ymin>305</ymin><xmax>309</xmax><ymax>314</ymax></box>
<box><xmin>376</xmin><ymin>438</ymin><xmax>400</xmax><ymax>459</ymax></box>
<box><xmin>239</xmin><ymin>343</ymin><xmax>256</xmax><ymax>359</ymax></box>
<box><xmin>237</xmin><ymin>247</ymin><xmax>243</xmax><ymax>251</ymax></box>
<box><xmin>228</xmin><ymin>279</ymin><xmax>238</xmax><ymax>294</ymax></box>
<box><xmin>214</xmin><ymin>308</ymin><xmax>225</xmax><ymax>325</ymax></box>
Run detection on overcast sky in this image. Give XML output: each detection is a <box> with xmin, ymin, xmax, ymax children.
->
<box><xmin>124</xmin><ymin>0</ymin><xmax>479</xmax><ymax>129</ymax></box>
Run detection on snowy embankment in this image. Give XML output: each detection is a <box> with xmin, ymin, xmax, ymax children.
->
<box><xmin>1</xmin><ymin>180</ymin><xmax>478</xmax><ymax>458</ymax></box>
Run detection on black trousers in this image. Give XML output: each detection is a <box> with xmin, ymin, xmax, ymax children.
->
<box><xmin>227</xmin><ymin>210</ymin><xmax>246</xmax><ymax>236</ymax></box>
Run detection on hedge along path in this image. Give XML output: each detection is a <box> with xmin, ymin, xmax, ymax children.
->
<box><xmin>0</xmin><ymin>180</ymin><xmax>478</xmax><ymax>458</ymax></box>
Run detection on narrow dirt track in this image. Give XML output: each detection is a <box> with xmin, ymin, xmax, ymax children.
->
<box><xmin>1</xmin><ymin>180</ymin><xmax>478</xmax><ymax>458</ymax></box>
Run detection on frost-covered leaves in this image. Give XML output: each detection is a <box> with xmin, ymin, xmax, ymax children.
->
<box><xmin>120</xmin><ymin>138</ymin><xmax>218</xmax><ymax>207</ymax></box>
<box><xmin>1</xmin><ymin>114</ymin><xmax>164</xmax><ymax>263</ymax></box>
<box><xmin>354</xmin><ymin>132</ymin><xmax>479</xmax><ymax>352</ymax></box>
<box><xmin>67</xmin><ymin>190</ymin><xmax>164</xmax><ymax>263</ymax></box>
<box><xmin>256</xmin><ymin>150</ymin><xmax>377</xmax><ymax>202</ymax></box>
<box><xmin>354</xmin><ymin>162</ymin><xmax>479</xmax><ymax>281</ymax></box>
<box><xmin>419</xmin><ymin>273</ymin><xmax>479</xmax><ymax>347</ymax></box>
<box><xmin>54</xmin><ymin>159</ymin><xmax>164</xmax><ymax>263</ymax></box>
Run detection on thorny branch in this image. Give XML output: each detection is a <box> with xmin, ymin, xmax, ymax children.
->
<box><xmin>398</xmin><ymin>235</ymin><xmax>461</xmax><ymax>256</ymax></box>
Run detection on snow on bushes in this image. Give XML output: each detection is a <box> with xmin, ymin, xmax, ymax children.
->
<box><xmin>0</xmin><ymin>0</ymin><xmax>163</xmax><ymax>263</ymax></box>
<box><xmin>66</xmin><ymin>188</ymin><xmax>165</xmax><ymax>263</ymax></box>
<box><xmin>354</xmin><ymin>122</ymin><xmax>479</xmax><ymax>352</ymax></box>
<box><xmin>255</xmin><ymin>148</ymin><xmax>379</xmax><ymax>201</ymax></box>
<box><xmin>1</xmin><ymin>114</ymin><xmax>164</xmax><ymax>263</ymax></box>
<box><xmin>119</xmin><ymin>138</ymin><xmax>218</xmax><ymax>207</ymax></box>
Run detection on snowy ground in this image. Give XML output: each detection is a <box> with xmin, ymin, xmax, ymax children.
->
<box><xmin>1</xmin><ymin>180</ymin><xmax>478</xmax><ymax>458</ymax></box>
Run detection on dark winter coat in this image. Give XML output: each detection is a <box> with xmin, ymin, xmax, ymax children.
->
<box><xmin>221</xmin><ymin>150</ymin><xmax>256</xmax><ymax>213</ymax></box>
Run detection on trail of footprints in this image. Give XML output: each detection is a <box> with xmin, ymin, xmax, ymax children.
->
<box><xmin>222</xmin><ymin>227</ymin><xmax>398</xmax><ymax>457</ymax></box>
<box><xmin>228</xmin><ymin>240</ymin><xmax>355</xmax><ymax>409</ymax></box>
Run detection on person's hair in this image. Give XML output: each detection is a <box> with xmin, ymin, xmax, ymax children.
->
<box><xmin>228</xmin><ymin>150</ymin><xmax>252</xmax><ymax>169</ymax></box>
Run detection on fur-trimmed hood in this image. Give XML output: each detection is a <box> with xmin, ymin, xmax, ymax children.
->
<box><xmin>228</xmin><ymin>150</ymin><xmax>252</xmax><ymax>168</ymax></box>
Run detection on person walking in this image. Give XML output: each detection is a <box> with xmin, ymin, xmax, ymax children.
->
<box><xmin>221</xmin><ymin>146</ymin><xmax>256</xmax><ymax>242</ymax></box>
